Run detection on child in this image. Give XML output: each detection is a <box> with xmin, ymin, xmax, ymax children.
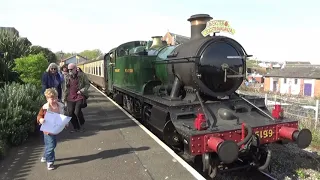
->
<box><xmin>37</xmin><ymin>88</ymin><xmax>67</xmax><ymax>170</ymax></box>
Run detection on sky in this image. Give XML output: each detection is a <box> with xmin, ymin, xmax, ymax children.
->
<box><xmin>1</xmin><ymin>0</ymin><xmax>320</xmax><ymax>63</ymax></box>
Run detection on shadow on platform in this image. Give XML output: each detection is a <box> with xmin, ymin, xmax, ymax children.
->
<box><xmin>55</xmin><ymin>146</ymin><xmax>150</xmax><ymax>168</ymax></box>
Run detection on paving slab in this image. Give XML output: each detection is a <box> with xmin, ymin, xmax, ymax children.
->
<box><xmin>0</xmin><ymin>86</ymin><xmax>199</xmax><ymax>180</ymax></box>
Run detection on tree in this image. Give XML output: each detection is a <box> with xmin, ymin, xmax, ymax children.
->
<box><xmin>12</xmin><ymin>53</ymin><xmax>48</xmax><ymax>87</ymax></box>
<box><xmin>0</xmin><ymin>29</ymin><xmax>33</xmax><ymax>82</ymax></box>
<box><xmin>79</xmin><ymin>49</ymin><xmax>102</xmax><ymax>60</ymax></box>
<box><xmin>30</xmin><ymin>46</ymin><xmax>57</xmax><ymax>63</ymax></box>
<box><xmin>53</xmin><ymin>49</ymin><xmax>103</xmax><ymax>62</ymax></box>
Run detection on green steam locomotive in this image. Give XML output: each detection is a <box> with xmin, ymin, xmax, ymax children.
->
<box><xmin>81</xmin><ymin>14</ymin><xmax>312</xmax><ymax>179</ymax></box>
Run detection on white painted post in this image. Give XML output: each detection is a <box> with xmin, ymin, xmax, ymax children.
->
<box><xmin>315</xmin><ymin>100</ymin><xmax>319</xmax><ymax>129</ymax></box>
<box><xmin>265</xmin><ymin>93</ymin><xmax>267</xmax><ymax>106</ymax></box>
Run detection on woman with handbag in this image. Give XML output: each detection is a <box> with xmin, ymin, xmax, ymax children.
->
<box><xmin>63</xmin><ymin>63</ymin><xmax>90</xmax><ymax>133</ymax></box>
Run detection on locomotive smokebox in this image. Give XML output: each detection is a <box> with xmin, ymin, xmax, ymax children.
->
<box><xmin>187</xmin><ymin>14</ymin><xmax>213</xmax><ymax>40</ymax></box>
<box><xmin>158</xmin><ymin>14</ymin><xmax>247</xmax><ymax>99</ymax></box>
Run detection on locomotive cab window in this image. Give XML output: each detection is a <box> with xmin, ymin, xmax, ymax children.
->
<box><xmin>156</xmin><ymin>45</ymin><xmax>179</xmax><ymax>60</ymax></box>
<box><xmin>117</xmin><ymin>41</ymin><xmax>147</xmax><ymax>57</ymax></box>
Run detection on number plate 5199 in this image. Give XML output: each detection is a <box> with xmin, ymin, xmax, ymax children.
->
<box><xmin>255</xmin><ymin>129</ymin><xmax>274</xmax><ymax>139</ymax></box>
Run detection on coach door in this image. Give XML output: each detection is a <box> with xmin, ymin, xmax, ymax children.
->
<box><xmin>107</xmin><ymin>50</ymin><xmax>115</xmax><ymax>93</ymax></box>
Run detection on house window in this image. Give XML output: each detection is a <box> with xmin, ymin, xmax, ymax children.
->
<box><xmin>294</xmin><ymin>79</ymin><xmax>298</xmax><ymax>84</ymax></box>
<box><xmin>284</xmin><ymin>78</ymin><xmax>287</xmax><ymax>83</ymax></box>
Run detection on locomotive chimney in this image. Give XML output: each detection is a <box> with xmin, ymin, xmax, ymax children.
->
<box><xmin>187</xmin><ymin>14</ymin><xmax>213</xmax><ymax>40</ymax></box>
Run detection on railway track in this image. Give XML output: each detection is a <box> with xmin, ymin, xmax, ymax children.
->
<box><xmin>93</xmin><ymin>84</ymin><xmax>279</xmax><ymax>180</ymax></box>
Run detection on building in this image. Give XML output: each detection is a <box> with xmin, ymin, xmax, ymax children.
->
<box><xmin>59</xmin><ymin>54</ymin><xmax>88</xmax><ymax>67</ymax></box>
<box><xmin>162</xmin><ymin>32</ymin><xmax>190</xmax><ymax>45</ymax></box>
<box><xmin>247</xmin><ymin>73</ymin><xmax>264</xmax><ymax>83</ymax></box>
<box><xmin>263</xmin><ymin>66</ymin><xmax>320</xmax><ymax>97</ymax></box>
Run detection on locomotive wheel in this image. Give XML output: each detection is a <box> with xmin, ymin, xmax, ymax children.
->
<box><xmin>202</xmin><ymin>153</ymin><xmax>218</xmax><ymax>179</ymax></box>
<box><xmin>105</xmin><ymin>89</ymin><xmax>112</xmax><ymax>97</ymax></box>
<box><xmin>163</xmin><ymin>120</ymin><xmax>181</xmax><ymax>147</ymax></box>
<box><xmin>141</xmin><ymin>105</ymin><xmax>151</xmax><ymax>125</ymax></box>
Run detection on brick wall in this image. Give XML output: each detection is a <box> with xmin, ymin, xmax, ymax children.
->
<box><xmin>299</xmin><ymin>79</ymin><xmax>304</xmax><ymax>95</ymax></box>
<box><xmin>162</xmin><ymin>32</ymin><xmax>174</xmax><ymax>45</ymax></box>
<box><xmin>247</xmin><ymin>76</ymin><xmax>264</xmax><ymax>83</ymax></box>
<box><xmin>264</xmin><ymin>77</ymin><xmax>270</xmax><ymax>91</ymax></box>
<box><xmin>314</xmin><ymin>79</ymin><xmax>320</xmax><ymax>97</ymax></box>
<box><xmin>277</xmin><ymin>78</ymin><xmax>281</xmax><ymax>92</ymax></box>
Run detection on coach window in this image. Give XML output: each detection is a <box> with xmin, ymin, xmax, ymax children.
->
<box><xmin>294</xmin><ymin>79</ymin><xmax>298</xmax><ymax>84</ymax></box>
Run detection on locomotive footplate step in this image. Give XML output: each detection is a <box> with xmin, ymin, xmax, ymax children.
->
<box><xmin>0</xmin><ymin>86</ymin><xmax>199</xmax><ymax>180</ymax></box>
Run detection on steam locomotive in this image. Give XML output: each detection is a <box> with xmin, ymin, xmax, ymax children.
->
<box><xmin>80</xmin><ymin>14</ymin><xmax>313</xmax><ymax>179</ymax></box>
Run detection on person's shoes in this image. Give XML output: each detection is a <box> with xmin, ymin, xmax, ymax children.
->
<box><xmin>79</xmin><ymin>127</ymin><xmax>85</xmax><ymax>132</ymax></box>
<box><xmin>47</xmin><ymin>162</ymin><xmax>55</xmax><ymax>170</ymax></box>
<box><xmin>40</xmin><ymin>157</ymin><xmax>46</xmax><ymax>163</ymax></box>
<box><xmin>70</xmin><ymin>129</ymin><xmax>79</xmax><ymax>133</ymax></box>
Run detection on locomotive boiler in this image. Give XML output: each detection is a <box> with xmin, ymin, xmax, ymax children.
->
<box><xmin>88</xmin><ymin>13</ymin><xmax>313</xmax><ymax>179</ymax></box>
<box><xmin>154</xmin><ymin>14</ymin><xmax>246</xmax><ymax>99</ymax></box>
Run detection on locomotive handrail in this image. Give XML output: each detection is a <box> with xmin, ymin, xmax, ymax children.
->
<box><xmin>196</xmin><ymin>91</ymin><xmax>214</xmax><ymax>128</ymax></box>
<box><xmin>154</xmin><ymin>60</ymin><xmax>196</xmax><ymax>65</ymax></box>
<box><xmin>154</xmin><ymin>56</ymin><xmax>199</xmax><ymax>65</ymax></box>
<box><xmin>163</xmin><ymin>56</ymin><xmax>200</xmax><ymax>61</ymax></box>
<box><xmin>234</xmin><ymin>92</ymin><xmax>275</xmax><ymax>121</ymax></box>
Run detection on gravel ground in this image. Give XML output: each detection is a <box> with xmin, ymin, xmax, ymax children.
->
<box><xmin>268</xmin><ymin>143</ymin><xmax>320</xmax><ymax>180</ymax></box>
<box><xmin>198</xmin><ymin>143</ymin><xmax>320</xmax><ymax>180</ymax></box>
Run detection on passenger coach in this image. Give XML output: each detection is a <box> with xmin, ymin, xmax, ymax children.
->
<box><xmin>77</xmin><ymin>54</ymin><xmax>108</xmax><ymax>91</ymax></box>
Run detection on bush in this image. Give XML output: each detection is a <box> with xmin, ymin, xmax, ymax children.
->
<box><xmin>0</xmin><ymin>82</ymin><xmax>45</xmax><ymax>156</ymax></box>
<box><xmin>12</xmin><ymin>53</ymin><xmax>49</xmax><ymax>88</ymax></box>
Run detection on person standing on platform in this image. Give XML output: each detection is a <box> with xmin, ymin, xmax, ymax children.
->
<box><xmin>41</xmin><ymin>63</ymin><xmax>62</xmax><ymax>101</ymax></box>
<box><xmin>63</xmin><ymin>63</ymin><xmax>90</xmax><ymax>132</ymax></box>
<box><xmin>60</xmin><ymin>64</ymin><xmax>69</xmax><ymax>103</ymax></box>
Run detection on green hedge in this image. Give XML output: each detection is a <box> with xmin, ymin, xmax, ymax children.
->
<box><xmin>0</xmin><ymin>82</ymin><xmax>45</xmax><ymax>157</ymax></box>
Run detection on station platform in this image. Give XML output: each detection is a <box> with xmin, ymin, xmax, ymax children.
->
<box><xmin>0</xmin><ymin>86</ymin><xmax>203</xmax><ymax>180</ymax></box>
